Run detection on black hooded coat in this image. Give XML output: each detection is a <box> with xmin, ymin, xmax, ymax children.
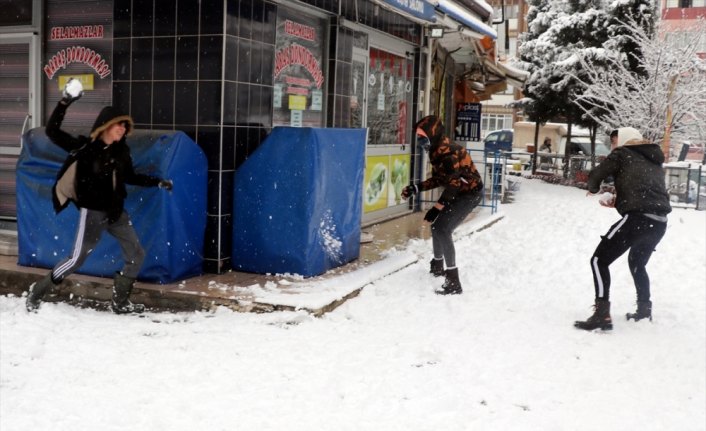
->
<box><xmin>47</xmin><ymin>102</ymin><xmax>161</xmax><ymax>218</ymax></box>
<box><xmin>587</xmin><ymin>143</ymin><xmax>671</xmax><ymax>216</ymax></box>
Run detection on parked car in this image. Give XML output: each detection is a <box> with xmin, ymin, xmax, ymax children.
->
<box><xmin>483</xmin><ymin>129</ymin><xmax>513</xmax><ymax>153</ymax></box>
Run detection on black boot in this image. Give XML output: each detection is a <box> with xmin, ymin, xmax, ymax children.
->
<box><xmin>111</xmin><ymin>272</ymin><xmax>145</xmax><ymax>314</ymax></box>
<box><xmin>429</xmin><ymin>258</ymin><xmax>444</xmax><ymax>277</ymax></box>
<box><xmin>626</xmin><ymin>300</ymin><xmax>652</xmax><ymax>322</ymax></box>
<box><xmin>436</xmin><ymin>268</ymin><xmax>462</xmax><ymax>295</ymax></box>
<box><xmin>574</xmin><ymin>299</ymin><xmax>613</xmax><ymax>331</ymax></box>
<box><xmin>26</xmin><ymin>274</ymin><xmax>57</xmax><ymax>312</ymax></box>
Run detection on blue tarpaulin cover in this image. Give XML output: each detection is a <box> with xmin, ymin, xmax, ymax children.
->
<box><xmin>233</xmin><ymin>127</ymin><xmax>366</xmax><ymax>277</ymax></box>
<box><xmin>16</xmin><ymin>129</ymin><xmax>207</xmax><ymax>283</ymax></box>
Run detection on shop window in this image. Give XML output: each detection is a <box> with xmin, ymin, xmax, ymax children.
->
<box><xmin>272</xmin><ymin>7</ymin><xmax>326</xmax><ymax>127</ymax></box>
<box><xmin>366</xmin><ymin>48</ymin><xmax>413</xmax><ymax>146</ymax></box>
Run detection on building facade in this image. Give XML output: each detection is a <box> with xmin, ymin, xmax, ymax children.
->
<box><xmin>0</xmin><ymin>0</ymin><xmax>504</xmax><ymax>274</ymax></box>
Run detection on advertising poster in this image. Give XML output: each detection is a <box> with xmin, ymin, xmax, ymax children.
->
<box><xmin>455</xmin><ymin>103</ymin><xmax>482</xmax><ymax>141</ymax></box>
<box><xmin>273</xmin><ymin>8</ymin><xmax>326</xmax><ymax>127</ymax></box>
<box><xmin>43</xmin><ymin>0</ymin><xmax>113</xmax><ymax>134</ymax></box>
<box><xmin>363</xmin><ymin>155</ymin><xmax>389</xmax><ymax>213</ymax></box>
<box><xmin>388</xmin><ymin>154</ymin><xmax>411</xmax><ymax>206</ymax></box>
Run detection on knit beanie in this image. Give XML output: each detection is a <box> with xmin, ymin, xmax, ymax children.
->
<box><xmin>90</xmin><ymin>106</ymin><xmax>134</xmax><ymax>141</ymax></box>
<box><xmin>617</xmin><ymin>127</ymin><xmax>646</xmax><ymax>147</ymax></box>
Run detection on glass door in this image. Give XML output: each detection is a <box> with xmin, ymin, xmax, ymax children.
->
<box><xmin>0</xmin><ymin>34</ymin><xmax>39</xmax><ymax>223</ymax></box>
<box><xmin>361</xmin><ymin>46</ymin><xmax>414</xmax><ymax>224</ymax></box>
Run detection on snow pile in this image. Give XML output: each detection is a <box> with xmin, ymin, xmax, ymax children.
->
<box><xmin>1</xmin><ymin>179</ymin><xmax>704</xmax><ymax>431</ymax></box>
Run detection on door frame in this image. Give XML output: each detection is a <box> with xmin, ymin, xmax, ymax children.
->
<box><xmin>0</xmin><ymin>32</ymin><xmax>41</xmax><ymax>156</ymax></box>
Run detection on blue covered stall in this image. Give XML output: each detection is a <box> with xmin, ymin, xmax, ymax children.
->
<box><xmin>16</xmin><ymin>129</ymin><xmax>207</xmax><ymax>283</ymax></box>
<box><xmin>233</xmin><ymin>127</ymin><xmax>366</xmax><ymax>277</ymax></box>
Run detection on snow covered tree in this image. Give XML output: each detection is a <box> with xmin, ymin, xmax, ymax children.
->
<box><xmin>516</xmin><ymin>0</ymin><xmax>663</xmax><ymax>172</ymax></box>
<box><xmin>572</xmin><ymin>16</ymin><xmax>706</xmax><ymax>158</ymax></box>
<box><xmin>515</xmin><ymin>0</ymin><xmax>565</xmax><ymax>173</ymax></box>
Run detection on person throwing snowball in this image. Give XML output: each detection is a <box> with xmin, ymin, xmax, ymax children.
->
<box><xmin>574</xmin><ymin>127</ymin><xmax>671</xmax><ymax>330</ymax></box>
<box><xmin>401</xmin><ymin>116</ymin><xmax>483</xmax><ymax>295</ymax></box>
<box><xmin>25</xmin><ymin>78</ymin><xmax>173</xmax><ymax>314</ymax></box>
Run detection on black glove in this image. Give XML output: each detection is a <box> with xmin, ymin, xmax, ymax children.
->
<box><xmin>158</xmin><ymin>179</ymin><xmax>173</xmax><ymax>191</ymax></box>
<box><xmin>401</xmin><ymin>184</ymin><xmax>418</xmax><ymax>199</ymax></box>
<box><xmin>424</xmin><ymin>207</ymin><xmax>441</xmax><ymax>223</ymax></box>
<box><xmin>61</xmin><ymin>78</ymin><xmax>84</xmax><ymax>106</ymax></box>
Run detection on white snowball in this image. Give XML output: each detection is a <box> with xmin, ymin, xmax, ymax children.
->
<box><xmin>65</xmin><ymin>78</ymin><xmax>83</xmax><ymax>97</ymax></box>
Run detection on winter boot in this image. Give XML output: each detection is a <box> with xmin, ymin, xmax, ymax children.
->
<box><xmin>26</xmin><ymin>274</ymin><xmax>57</xmax><ymax>312</ymax></box>
<box><xmin>111</xmin><ymin>272</ymin><xmax>145</xmax><ymax>314</ymax></box>
<box><xmin>626</xmin><ymin>300</ymin><xmax>652</xmax><ymax>322</ymax></box>
<box><xmin>574</xmin><ymin>299</ymin><xmax>613</xmax><ymax>331</ymax></box>
<box><xmin>429</xmin><ymin>258</ymin><xmax>445</xmax><ymax>277</ymax></box>
<box><xmin>436</xmin><ymin>268</ymin><xmax>462</xmax><ymax>295</ymax></box>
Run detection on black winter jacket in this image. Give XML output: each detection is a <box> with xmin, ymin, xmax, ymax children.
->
<box><xmin>587</xmin><ymin>144</ymin><xmax>671</xmax><ymax>217</ymax></box>
<box><xmin>47</xmin><ymin>102</ymin><xmax>160</xmax><ymax>218</ymax></box>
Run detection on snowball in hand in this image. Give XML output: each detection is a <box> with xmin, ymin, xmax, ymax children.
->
<box><xmin>599</xmin><ymin>192</ymin><xmax>615</xmax><ymax>206</ymax></box>
<box><xmin>64</xmin><ymin>78</ymin><xmax>83</xmax><ymax>97</ymax></box>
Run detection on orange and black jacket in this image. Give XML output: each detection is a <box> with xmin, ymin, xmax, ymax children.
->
<box><xmin>415</xmin><ymin>116</ymin><xmax>483</xmax><ymax>206</ymax></box>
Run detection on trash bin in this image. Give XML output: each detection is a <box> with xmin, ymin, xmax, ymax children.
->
<box><xmin>233</xmin><ymin>127</ymin><xmax>366</xmax><ymax>277</ymax></box>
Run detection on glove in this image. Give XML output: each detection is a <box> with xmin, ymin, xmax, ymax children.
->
<box><xmin>61</xmin><ymin>78</ymin><xmax>84</xmax><ymax>106</ymax></box>
<box><xmin>424</xmin><ymin>207</ymin><xmax>441</xmax><ymax>223</ymax></box>
<box><xmin>158</xmin><ymin>179</ymin><xmax>173</xmax><ymax>191</ymax></box>
<box><xmin>401</xmin><ymin>184</ymin><xmax>418</xmax><ymax>199</ymax></box>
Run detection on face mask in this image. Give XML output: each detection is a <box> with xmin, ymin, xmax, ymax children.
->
<box><xmin>417</xmin><ymin>135</ymin><xmax>431</xmax><ymax>151</ymax></box>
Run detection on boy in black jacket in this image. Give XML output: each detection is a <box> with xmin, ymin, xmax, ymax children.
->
<box><xmin>575</xmin><ymin>127</ymin><xmax>671</xmax><ymax>330</ymax></box>
<box><xmin>26</xmin><ymin>80</ymin><xmax>173</xmax><ymax>314</ymax></box>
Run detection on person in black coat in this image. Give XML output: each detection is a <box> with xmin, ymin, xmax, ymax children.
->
<box><xmin>575</xmin><ymin>127</ymin><xmax>671</xmax><ymax>330</ymax></box>
<box><xmin>26</xmin><ymin>79</ymin><xmax>173</xmax><ymax>314</ymax></box>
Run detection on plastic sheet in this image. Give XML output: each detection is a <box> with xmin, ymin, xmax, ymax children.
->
<box><xmin>16</xmin><ymin>129</ymin><xmax>207</xmax><ymax>283</ymax></box>
<box><xmin>233</xmin><ymin>127</ymin><xmax>366</xmax><ymax>277</ymax></box>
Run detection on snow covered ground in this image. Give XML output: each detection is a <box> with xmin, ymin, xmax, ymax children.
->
<box><xmin>2</xmin><ymin>178</ymin><xmax>704</xmax><ymax>431</ymax></box>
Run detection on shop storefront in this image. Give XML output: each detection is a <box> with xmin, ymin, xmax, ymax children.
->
<box><xmin>0</xmin><ymin>0</ymin><xmax>432</xmax><ymax>273</ymax></box>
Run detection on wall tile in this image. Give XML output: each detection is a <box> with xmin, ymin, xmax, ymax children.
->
<box><xmin>223</xmin><ymin>81</ymin><xmax>237</xmax><ymax>126</ymax></box>
<box><xmin>131</xmin><ymin>38</ymin><xmax>153</xmax><ymax>81</ymax></box>
<box><xmin>198</xmin><ymin>126</ymin><xmax>223</xmax><ymax>171</ymax></box>
<box><xmin>131</xmin><ymin>82</ymin><xmax>152</xmax><ymax>124</ymax></box>
<box><xmin>224</xmin><ymin>36</ymin><xmax>238</xmax><ymax>82</ymax></box>
<box><xmin>237</xmin><ymin>39</ymin><xmax>251</xmax><ymax>83</ymax></box>
<box><xmin>176</xmin><ymin>36</ymin><xmax>198</xmax><ymax>80</ymax></box>
<box><xmin>177</xmin><ymin>0</ymin><xmax>200</xmax><ymax>35</ymax></box>
<box><xmin>153</xmin><ymin>37</ymin><xmax>175</xmax><ymax>80</ymax></box>
<box><xmin>174</xmin><ymin>81</ymin><xmax>197</xmax><ymax>125</ymax></box>
<box><xmin>114</xmin><ymin>0</ymin><xmax>132</xmax><ymax>38</ymax></box>
<box><xmin>200</xmin><ymin>0</ymin><xmax>224</xmax><ymax>35</ymax></box>
<box><xmin>113</xmin><ymin>38</ymin><xmax>131</xmax><ymax>80</ymax></box>
<box><xmin>155</xmin><ymin>3</ymin><xmax>176</xmax><ymax>36</ymax></box>
<box><xmin>152</xmin><ymin>81</ymin><xmax>174</xmax><ymax>125</ymax></box>
<box><xmin>198</xmin><ymin>81</ymin><xmax>222</xmax><ymax>125</ymax></box>
<box><xmin>133</xmin><ymin>0</ymin><xmax>154</xmax><ymax>37</ymax></box>
<box><xmin>199</xmin><ymin>35</ymin><xmax>223</xmax><ymax>80</ymax></box>
<box><xmin>113</xmin><ymin>82</ymin><xmax>130</xmax><ymax>115</ymax></box>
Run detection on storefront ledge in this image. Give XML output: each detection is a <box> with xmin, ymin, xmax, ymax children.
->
<box><xmin>0</xmin><ymin>252</ymin><xmax>418</xmax><ymax>316</ymax></box>
<box><xmin>0</xmin><ymin>209</ymin><xmax>504</xmax><ymax>316</ymax></box>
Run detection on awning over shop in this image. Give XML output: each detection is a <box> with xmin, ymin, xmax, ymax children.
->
<box><xmin>435</xmin><ymin>0</ymin><xmax>497</xmax><ymax>39</ymax></box>
<box><xmin>495</xmin><ymin>60</ymin><xmax>530</xmax><ymax>89</ymax></box>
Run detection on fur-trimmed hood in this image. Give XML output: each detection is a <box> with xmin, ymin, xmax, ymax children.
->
<box><xmin>90</xmin><ymin>106</ymin><xmax>134</xmax><ymax>141</ymax></box>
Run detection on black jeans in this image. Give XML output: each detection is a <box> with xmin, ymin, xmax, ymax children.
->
<box><xmin>591</xmin><ymin>213</ymin><xmax>667</xmax><ymax>302</ymax></box>
<box><xmin>431</xmin><ymin>192</ymin><xmax>482</xmax><ymax>269</ymax></box>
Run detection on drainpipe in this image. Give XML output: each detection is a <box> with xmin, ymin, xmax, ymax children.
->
<box><xmin>424</xmin><ymin>34</ymin><xmax>433</xmax><ymax>116</ymax></box>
